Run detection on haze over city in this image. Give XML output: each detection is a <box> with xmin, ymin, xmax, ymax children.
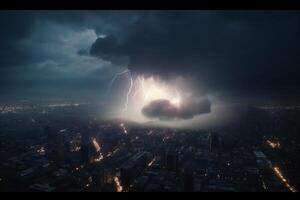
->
<box><xmin>0</xmin><ymin>11</ymin><xmax>300</xmax><ymax>192</ymax></box>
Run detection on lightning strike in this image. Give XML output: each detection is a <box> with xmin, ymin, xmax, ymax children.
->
<box><xmin>107</xmin><ymin>69</ymin><xmax>131</xmax><ymax>96</ymax></box>
<box><xmin>123</xmin><ymin>71</ymin><xmax>133</xmax><ymax>112</ymax></box>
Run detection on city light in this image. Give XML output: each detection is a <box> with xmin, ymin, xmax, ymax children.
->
<box><xmin>0</xmin><ymin>105</ymin><xmax>23</xmax><ymax>114</ymax></box>
<box><xmin>273</xmin><ymin>166</ymin><xmax>297</xmax><ymax>192</ymax></box>
<box><xmin>93</xmin><ymin>154</ymin><xmax>104</xmax><ymax>163</ymax></box>
<box><xmin>71</xmin><ymin>146</ymin><xmax>81</xmax><ymax>152</ymax></box>
<box><xmin>262</xmin><ymin>181</ymin><xmax>268</xmax><ymax>190</ymax></box>
<box><xmin>147</xmin><ymin>130</ymin><xmax>153</xmax><ymax>136</ymax></box>
<box><xmin>107</xmin><ymin>152</ymin><xmax>112</xmax><ymax>157</ymax></box>
<box><xmin>120</xmin><ymin>123</ymin><xmax>128</xmax><ymax>135</ymax></box>
<box><xmin>114</xmin><ymin>176</ymin><xmax>123</xmax><ymax>192</ymax></box>
<box><xmin>92</xmin><ymin>138</ymin><xmax>101</xmax><ymax>152</ymax></box>
<box><xmin>90</xmin><ymin>138</ymin><xmax>104</xmax><ymax>163</ymax></box>
<box><xmin>2</xmin><ymin>10</ymin><xmax>300</xmax><ymax>193</ymax></box>
<box><xmin>266</xmin><ymin>140</ymin><xmax>281</xmax><ymax>149</ymax></box>
<box><xmin>148</xmin><ymin>157</ymin><xmax>157</xmax><ymax>167</ymax></box>
<box><xmin>37</xmin><ymin>146</ymin><xmax>46</xmax><ymax>156</ymax></box>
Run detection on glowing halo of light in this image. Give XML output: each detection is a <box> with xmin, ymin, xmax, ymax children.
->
<box><xmin>112</xmin><ymin>74</ymin><xmax>191</xmax><ymax>119</ymax></box>
<box><xmin>108</xmin><ymin>72</ymin><xmax>214</xmax><ymax>126</ymax></box>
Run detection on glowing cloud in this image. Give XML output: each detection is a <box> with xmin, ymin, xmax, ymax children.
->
<box><xmin>142</xmin><ymin>98</ymin><xmax>211</xmax><ymax>120</ymax></box>
<box><xmin>108</xmin><ymin>74</ymin><xmax>211</xmax><ymax>122</ymax></box>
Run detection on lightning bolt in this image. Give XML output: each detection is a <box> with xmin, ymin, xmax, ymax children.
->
<box><xmin>107</xmin><ymin>69</ymin><xmax>130</xmax><ymax>96</ymax></box>
<box><xmin>123</xmin><ymin>71</ymin><xmax>133</xmax><ymax>112</ymax></box>
<box><xmin>132</xmin><ymin>75</ymin><xmax>144</xmax><ymax>99</ymax></box>
<box><xmin>107</xmin><ymin>69</ymin><xmax>134</xmax><ymax>113</ymax></box>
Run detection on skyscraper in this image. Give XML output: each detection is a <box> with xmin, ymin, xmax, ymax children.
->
<box><xmin>81</xmin><ymin>132</ymin><xmax>92</xmax><ymax>164</ymax></box>
<box><xmin>165</xmin><ymin>148</ymin><xmax>179</xmax><ymax>172</ymax></box>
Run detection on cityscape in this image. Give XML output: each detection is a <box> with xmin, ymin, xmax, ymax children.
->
<box><xmin>0</xmin><ymin>100</ymin><xmax>299</xmax><ymax>192</ymax></box>
<box><xmin>1</xmin><ymin>10</ymin><xmax>300</xmax><ymax>192</ymax></box>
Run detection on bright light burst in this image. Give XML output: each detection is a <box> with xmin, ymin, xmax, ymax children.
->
<box><xmin>118</xmin><ymin>75</ymin><xmax>185</xmax><ymax>121</ymax></box>
<box><xmin>135</xmin><ymin>76</ymin><xmax>182</xmax><ymax>107</ymax></box>
<box><xmin>108</xmin><ymin>71</ymin><xmax>195</xmax><ymax>122</ymax></box>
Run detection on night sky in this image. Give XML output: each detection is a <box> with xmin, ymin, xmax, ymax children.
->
<box><xmin>1</xmin><ymin>11</ymin><xmax>300</xmax><ymax>103</ymax></box>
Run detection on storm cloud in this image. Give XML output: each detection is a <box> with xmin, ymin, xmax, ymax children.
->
<box><xmin>88</xmin><ymin>11</ymin><xmax>300</xmax><ymax>96</ymax></box>
<box><xmin>142</xmin><ymin>98</ymin><xmax>211</xmax><ymax>120</ymax></box>
<box><xmin>1</xmin><ymin>11</ymin><xmax>300</xmax><ymax>101</ymax></box>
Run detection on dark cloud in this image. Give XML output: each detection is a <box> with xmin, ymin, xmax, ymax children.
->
<box><xmin>1</xmin><ymin>11</ymin><xmax>300</xmax><ymax>101</ymax></box>
<box><xmin>142</xmin><ymin>98</ymin><xmax>211</xmax><ymax>120</ymax></box>
<box><xmin>77</xmin><ymin>48</ymin><xmax>89</xmax><ymax>56</ymax></box>
<box><xmin>0</xmin><ymin>11</ymin><xmax>135</xmax><ymax>66</ymax></box>
<box><xmin>90</xmin><ymin>35</ymin><xmax>130</xmax><ymax>66</ymax></box>
<box><xmin>0</xmin><ymin>11</ymin><xmax>38</xmax><ymax>65</ymax></box>
<box><xmin>89</xmin><ymin>11</ymin><xmax>300</xmax><ymax>95</ymax></box>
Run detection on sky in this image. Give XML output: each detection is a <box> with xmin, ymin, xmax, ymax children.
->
<box><xmin>1</xmin><ymin>11</ymin><xmax>300</xmax><ymax>124</ymax></box>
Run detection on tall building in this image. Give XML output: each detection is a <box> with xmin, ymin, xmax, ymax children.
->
<box><xmin>165</xmin><ymin>148</ymin><xmax>179</xmax><ymax>172</ymax></box>
<box><xmin>44</xmin><ymin>126</ymin><xmax>66</xmax><ymax>159</ymax></box>
<box><xmin>208</xmin><ymin>133</ymin><xmax>220</xmax><ymax>152</ymax></box>
<box><xmin>183</xmin><ymin>165</ymin><xmax>195</xmax><ymax>192</ymax></box>
<box><xmin>120</xmin><ymin>152</ymin><xmax>149</xmax><ymax>187</ymax></box>
<box><xmin>81</xmin><ymin>133</ymin><xmax>93</xmax><ymax>164</ymax></box>
<box><xmin>81</xmin><ymin>131</ymin><xmax>103</xmax><ymax>165</ymax></box>
<box><xmin>91</xmin><ymin>168</ymin><xmax>108</xmax><ymax>192</ymax></box>
<box><xmin>120</xmin><ymin>162</ymin><xmax>136</xmax><ymax>187</ymax></box>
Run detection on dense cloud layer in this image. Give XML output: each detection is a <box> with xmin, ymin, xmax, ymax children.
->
<box><xmin>88</xmin><ymin>11</ymin><xmax>300</xmax><ymax>95</ymax></box>
<box><xmin>142</xmin><ymin>98</ymin><xmax>211</xmax><ymax>120</ymax></box>
<box><xmin>1</xmin><ymin>11</ymin><xmax>300</xmax><ymax>101</ymax></box>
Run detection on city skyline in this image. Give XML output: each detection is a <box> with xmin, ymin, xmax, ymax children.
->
<box><xmin>0</xmin><ymin>10</ymin><xmax>300</xmax><ymax>192</ymax></box>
